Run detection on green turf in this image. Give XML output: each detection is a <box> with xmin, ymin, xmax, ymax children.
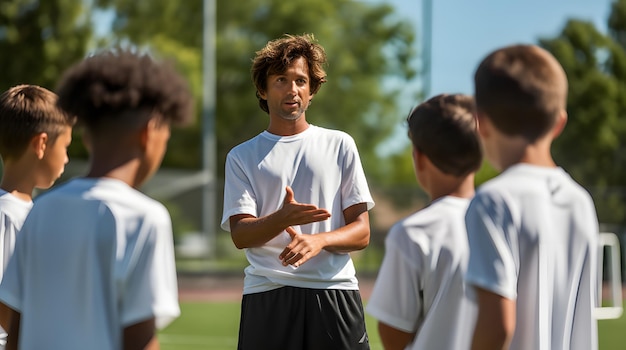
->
<box><xmin>160</xmin><ymin>301</ymin><xmax>625</xmax><ymax>349</ymax></box>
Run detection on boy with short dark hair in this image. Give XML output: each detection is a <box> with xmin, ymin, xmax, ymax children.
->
<box><xmin>0</xmin><ymin>50</ymin><xmax>193</xmax><ymax>350</ymax></box>
<box><xmin>0</xmin><ymin>84</ymin><xmax>74</xmax><ymax>348</ymax></box>
<box><xmin>367</xmin><ymin>94</ymin><xmax>482</xmax><ymax>350</ymax></box>
<box><xmin>465</xmin><ymin>44</ymin><xmax>599</xmax><ymax>350</ymax></box>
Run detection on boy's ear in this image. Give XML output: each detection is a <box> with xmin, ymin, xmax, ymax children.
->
<box><xmin>139</xmin><ymin>121</ymin><xmax>152</xmax><ymax>152</ymax></box>
<box><xmin>475</xmin><ymin>112</ymin><xmax>490</xmax><ymax>139</ymax></box>
<box><xmin>30</xmin><ymin>132</ymin><xmax>48</xmax><ymax>160</ymax></box>
<box><xmin>551</xmin><ymin>110</ymin><xmax>568</xmax><ymax>138</ymax></box>
<box><xmin>412</xmin><ymin>147</ymin><xmax>425</xmax><ymax>171</ymax></box>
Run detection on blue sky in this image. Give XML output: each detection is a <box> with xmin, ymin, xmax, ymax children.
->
<box><xmin>378</xmin><ymin>0</ymin><xmax>614</xmax><ymax>96</ymax></box>
<box><xmin>370</xmin><ymin>0</ymin><xmax>615</xmax><ymax>155</ymax></box>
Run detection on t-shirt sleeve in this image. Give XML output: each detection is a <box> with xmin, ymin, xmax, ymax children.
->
<box><xmin>366</xmin><ymin>226</ymin><xmax>423</xmax><ymax>333</ymax></box>
<box><xmin>121</xmin><ymin>212</ymin><xmax>180</xmax><ymax>330</ymax></box>
<box><xmin>221</xmin><ymin>151</ymin><xmax>258</xmax><ymax>231</ymax></box>
<box><xmin>340</xmin><ymin>135</ymin><xmax>374</xmax><ymax>211</ymax></box>
<box><xmin>464</xmin><ymin>192</ymin><xmax>518</xmax><ymax>300</ymax></box>
<box><xmin>0</xmin><ymin>216</ymin><xmax>26</xmax><ymax>313</ymax></box>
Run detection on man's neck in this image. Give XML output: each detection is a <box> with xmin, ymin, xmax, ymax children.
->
<box><xmin>266</xmin><ymin>115</ymin><xmax>309</xmax><ymax>136</ymax></box>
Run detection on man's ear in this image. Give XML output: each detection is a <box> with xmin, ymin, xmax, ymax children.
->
<box><xmin>257</xmin><ymin>89</ymin><xmax>267</xmax><ymax>100</ymax></box>
<box><xmin>30</xmin><ymin>132</ymin><xmax>48</xmax><ymax>160</ymax></box>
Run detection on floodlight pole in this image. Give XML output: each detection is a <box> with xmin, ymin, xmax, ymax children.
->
<box><xmin>422</xmin><ymin>0</ymin><xmax>432</xmax><ymax>99</ymax></box>
<box><xmin>202</xmin><ymin>0</ymin><xmax>217</xmax><ymax>259</ymax></box>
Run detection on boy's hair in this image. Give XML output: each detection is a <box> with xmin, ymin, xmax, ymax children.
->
<box><xmin>407</xmin><ymin>94</ymin><xmax>482</xmax><ymax>177</ymax></box>
<box><xmin>474</xmin><ymin>44</ymin><xmax>568</xmax><ymax>142</ymax></box>
<box><xmin>56</xmin><ymin>49</ymin><xmax>193</xmax><ymax>133</ymax></box>
<box><xmin>0</xmin><ymin>85</ymin><xmax>75</xmax><ymax>161</ymax></box>
<box><xmin>251</xmin><ymin>33</ymin><xmax>327</xmax><ymax>114</ymax></box>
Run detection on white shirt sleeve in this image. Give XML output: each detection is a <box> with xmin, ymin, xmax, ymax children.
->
<box><xmin>0</xmin><ymin>217</ymin><xmax>27</xmax><ymax>313</ymax></box>
<box><xmin>221</xmin><ymin>152</ymin><xmax>258</xmax><ymax>231</ymax></box>
<box><xmin>339</xmin><ymin>135</ymin><xmax>375</xmax><ymax>211</ymax></box>
<box><xmin>120</xmin><ymin>213</ymin><xmax>180</xmax><ymax>329</ymax></box>
<box><xmin>366</xmin><ymin>226</ymin><xmax>424</xmax><ymax>333</ymax></box>
<box><xmin>464</xmin><ymin>191</ymin><xmax>518</xmax><ymax>300</ymax></box>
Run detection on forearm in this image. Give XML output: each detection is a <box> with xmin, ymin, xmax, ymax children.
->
<box><xmin>471</xmin><ymin>288</ymin><xmax>516</xmax><ymax>350</ymax></box>
<box><xmin>318</xmin><ymin>215</ymin><xmax>369</xmax><ymax>253</ymax></box>
<box><xmin>378</xmin><ymin>322</ymin><xmax>415</xmax><ymax>350</ymax></box>
<box><xmin>230</xmin><ymin>213</ymin><xmax>289</xmax><ymax>249</ymax></box>
<box><xmin>5</xmin><ymin>310</ymin><xmax>19</xmax><ymax>350</ymax></box>
<box><xmin>0</xmin><ymin>302</ymin><xmax>12</xmax><ymax>331</ymax></box>
<box><xmin>322</xmin><ymin>203</ymin><xmax>370</xmax><ymax>253</ymax></box>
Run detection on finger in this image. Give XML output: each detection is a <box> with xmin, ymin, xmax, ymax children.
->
<box><xmin>279</xmin><ymin>246</ymin><xmax>291</xmax><ymax>260</ymax></box>
<box><xmin>284</xmin><ymin>186</ymin><xmax>295</xmax><ymax>204</ymax></box>
<box><xmin>285</xmin><ymin>252</ymin><xmax>303</xmax><ymax>266</ymax></box>
<box><xmin>285</xmin><ymin>226</ymin><xmax>299</xmax><ymax>238</ymax></box>
<box><xmin>298</xmin><ymin>211</ymin><xmax>332</xmax><ymax>224</ymax></box>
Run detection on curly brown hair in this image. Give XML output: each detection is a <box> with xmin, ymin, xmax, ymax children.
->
<box><xmin>56</xmin><ymin>49</ymin><xmax>193</xmax><ymax>131</ymax></box>
<box><xmin>407</xmin><ymin>94</ymin><xmax>482</xmax><ymax>177</ymax></box>
<box><xmin>0</xmin><ymin>85</ymin><xmax>75</xmax><ymax>161</ymax></box>
<box><xmin>251</xmin><ymin>34</ymin><xmax>327</xmax><ymax>114</ymax></box>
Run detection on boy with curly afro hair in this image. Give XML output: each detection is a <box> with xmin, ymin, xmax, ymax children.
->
<box><xmin>0</xmin><ymin>49</ymin><xmax>193</xmax><ymax>350</ymax></box>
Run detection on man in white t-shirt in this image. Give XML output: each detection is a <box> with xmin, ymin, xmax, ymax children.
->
<box><xmin>0</xmin><ymin>85</ymin><xmax>75</xmax><ymax>349</ymax></box>
<box><xmin>465</xmin><ymin>44</ymin><xmax>599</xmax><ymax>350</ymax></box>
<box><xmin>222</xmin><ymin>34</ymin><xmax>375</xmax><ymax>350</ymax></box>
<box><xmin>367</xmin><ymin>94</ymin><xmax>481</xmax><ymax>350</ymax></box>
<box><xmin>0</xmin><ymin>50</ymin><xmax>193</xmax><ymax>350</ymax></box>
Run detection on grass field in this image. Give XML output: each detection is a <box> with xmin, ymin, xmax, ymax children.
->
<box><xmin>159</xmin><ymin>301</ymin><xmax>626</xmax><ymax>350</ymax></box>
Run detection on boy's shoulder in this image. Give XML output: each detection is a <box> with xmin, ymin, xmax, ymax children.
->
<box><xmin>36</xmin><ymin>178</ymin><xmax>168</xmax><ymax>219</ymax></box>
<box><xmin>389</xmin><ymin>196</ymin><xmax>470</xmax><ymax>244</ymax></box>
<box><xmin>0</xmin><ymin>190</ymin><xmax>33</xmax><ymax>227</ymax></box>
<box><xmin>473</xmin><ymin>164</ymin><xmax>595</xmax><ymax>212</ymax></box>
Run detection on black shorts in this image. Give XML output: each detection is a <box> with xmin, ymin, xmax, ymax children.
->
<box><xmin>237</xmin><ymin>286</ymin><xmax>370</xmax><ymax>350</ymax></box>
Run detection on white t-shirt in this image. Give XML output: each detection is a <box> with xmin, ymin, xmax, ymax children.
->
<box><xmin>0</xmin><ymin>190</ymin><xmax>32</xmax><ymax>279</ymax></box>
<box><xmin>221</xmin><ymin>125</ymin><xmax>375</xmax><ymax>294</ymax></box>
<box><xmin>367</xmin><ymin>196</ymin><xmax>477</xmax><ymax>350</ymax></box>
<box><xmin>0</xmin><ymin>190</ymin><xmax>32</xmax><ymax>348</ymax></box>
<box><xmin>0</xmin><ymin>178</ymin><xmax>180</xmax><ymax>350</ymax></box>
<box><xmin>465</xmin><ymin>164</ymin><xmax>598</xmax><ymax>350</ymax></box>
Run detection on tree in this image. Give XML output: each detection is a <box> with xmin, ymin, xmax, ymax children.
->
<box><xmin>540</xmin><ymin>0</ymin><xmax>626</xmax><ymax>225</ymax></box>
<box><xmin>0</xmin><ymin>0</ymin><xmax>92</xmax><ymax>92</ymax></box>
<box><xmin>95</xmin><ymin>0</ymin><xmax>419</xmax><ymax>183</ymax></box>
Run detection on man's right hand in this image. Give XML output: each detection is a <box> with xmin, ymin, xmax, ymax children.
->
<box><xmin>229</xmin><ymin>186</ymin><xmax>330</xmax><ymax>249</ymax></box>
<box><xmin>279</xmin><ymin>186</ymin><xmax>331</xmax><ymax>226</ymax></box>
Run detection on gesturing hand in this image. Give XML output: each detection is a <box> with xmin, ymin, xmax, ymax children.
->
<box><xmin>279</xmin><ymin>226</ymin><xmax>326</xmax><ymax>268</ymax></box>
<box><xmin>280</xmin><ymin>186</ymin><xmax>331</xmax><ymax>226</ymax></box>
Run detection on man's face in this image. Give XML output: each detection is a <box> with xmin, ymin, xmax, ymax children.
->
<box><xmin>259</xmin><ymin>57</ymin><xmax>314</xmax><ymax>121</ymax></box>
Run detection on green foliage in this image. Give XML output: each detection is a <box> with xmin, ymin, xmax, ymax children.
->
<box><xmin>94</xmin><ymin>0</ymin><xmax>419</xmax><ymax>182</ymax></box>
<box><xmin>540</xmin><ymin>1</ymin><xmax>626</xmax><ymax>225</ymax></box>
<box><xmin>0</xmin><ymin>0</ymin><xmax>92</xmax><ymax>92</ymax></box>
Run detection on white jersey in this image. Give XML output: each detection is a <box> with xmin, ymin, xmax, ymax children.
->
<box><xmin>221</xmin><ymin>125</ymin><xmax>374</xmax><ymax>294</ymax></box>
<box><xmin>0</xmin><ymin>190</ymin><xmax>32</xmax><ymax>349</ymax></box>
<box><xmin>465</xmin><ymin>164</ymin><xmax>598</xmax><ymax>350</ymax></box>
<box><xmin>0</xmin><ymin>190</ymin><xmax>32</xmax><ymax>279</ymax></box>
<box><xmin>367</xmin><ymin>196</ymin><xmax>476</xmax><ymax>350</ymax></box>
<box><xmin>0</xmin><ymin>178</ymin><xmax>180</xmax><ymax>350</ymax></box>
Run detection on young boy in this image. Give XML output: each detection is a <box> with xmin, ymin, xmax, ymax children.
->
<box><xmin>0</xmin><ymin>50</ymin><xmax>193</xmax><ymax>350</ymax></box>
<box><xmin>0</xmin><ymin>84</ymin><xmax>74</xmax><ymax>348</ymax></box>
<box><xmin>366</xmin><ymin>94</ymin><xmax>482</xmax><ymax>350</ymax></box>
<box><xmin>465</xmin><ymin>44</ymin><xmax>599</xmax><ymax>350</ymax></box>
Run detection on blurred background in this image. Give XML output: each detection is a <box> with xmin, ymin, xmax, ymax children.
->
<box><xmin>1</xmin><ymin>0</ymin><xmax>626</xmax><ymax>348</ymax></box>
